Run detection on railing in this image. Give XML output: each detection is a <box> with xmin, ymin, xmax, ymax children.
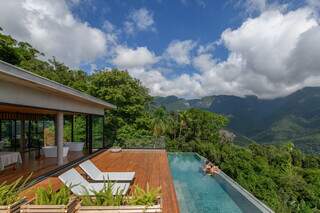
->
<box><xmin>117</xmin><ymin>136</ymin><xmax>166</xmax><ymax>150</ymax></box>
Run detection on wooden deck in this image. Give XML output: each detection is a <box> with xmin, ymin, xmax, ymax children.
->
<box><xmin>20</xmin><ymin>149</ymin><xmax>180</xmax><ymax>213</ymax></box>
<box><xmin>0</xmin><ymin>151</ymin><xmax>86</xmax><ymax>184</ymax></box>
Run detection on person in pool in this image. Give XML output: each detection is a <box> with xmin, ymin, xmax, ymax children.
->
<box><xmin>202</xmin><ymin>160</ymin><xmax>213</xmax><ymax>173</ymax></box>
<box><xmin>210</xmin><ymin>165</ymin><xmax>221</xmax><ymax>175</ymax></box>
<box><xmin>202</xmin><ymin>160</ymin><xmax>220</xmax><ymax>175</ymax></box>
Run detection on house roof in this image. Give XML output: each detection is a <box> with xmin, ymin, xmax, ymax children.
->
<box><xmin>0</xmin><ymin>60</ymin><xmax>116</xmax><ymax>110</ymax></box>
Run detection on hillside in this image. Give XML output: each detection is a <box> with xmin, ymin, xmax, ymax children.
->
<box><xmin>153</xmin><ymin>87</ymin><xmax>320</xmax><ymax>153</ymax></box>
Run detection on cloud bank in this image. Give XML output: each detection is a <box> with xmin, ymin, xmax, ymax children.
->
<box><xmin>0</xmin><ymin>0</ymin><xmax>107</xmax><ymax>67</ymax></box>
<box><xmin>115</xmin><ymin>6</ymin><xmax>320</xmax><ymax>99</ymax></box>
<box><xmin>1</xmin><ymin>1</ymin><xmax>320</xmax><ymax>99</ymax></box>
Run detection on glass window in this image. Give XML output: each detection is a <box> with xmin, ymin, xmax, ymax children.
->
<box><xmin>92</xmin><ymin>116</ymin><xmax>103</xmax><ymax>149</ymax></box>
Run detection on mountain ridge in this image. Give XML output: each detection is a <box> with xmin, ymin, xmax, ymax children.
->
<box><xmin>153</xmin><ymin>87</ymin><xmax>320</xmax><ymax>153</ymax></box>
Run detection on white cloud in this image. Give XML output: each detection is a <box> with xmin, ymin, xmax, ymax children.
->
<box><xmin>127</xmin><ymin>67</ymin><xmax>205</xmax><ymax>97</ymax></box>
<box><xmin>102</xmin><ymin>20</ymin><xmax>115</xmax><ymax>33</ymax></box>
<box><xmin>245</xmin><ymin>0</ymin><xmax>268</xmax><ymax>13</ymax></box>
<box><xmin>307</xmin><ymin>0</ymin><xmax>320</xmax><ymax>9</ymax></box>
<box><xmin>0</xmin><ymin>0</ymin><xmax>107</xmax><ymax>67</ymax></box>
<box><xmin>287</xmin><ymin>26</ymin><xmax>320</xmax><ymax>82</ymax></box>
<box><xmin>197</xmin><ymin>42</ymin><xmax>216</xmax><ymax>54</ymax></box>
<box><xmin>192</xmin><ymin>54</ymin><xmax>216</xmax><ymax>73</ymax></box>
<box><xmin>165</xmin><ymin>40</ymin><xmax>197</xmax><ymax>65</ymax></box>
<box><xmin>221</xmin><ymin>8</ymin><xmax>317</xmax><ymax>83</ymax></box>
<box><xmin>123</xmin><ymin>7</ymin><xmax>320</xmax><ymax>99</ymax></box>
<box><xmin>112</xmin><ymin>46</ymin><xmax>158</xmax><ymax>69</ymax></box>
<box><xmin>124</xmin><ymin>8</ymin><xmax>155</xmax><ymax>35</ymax></box>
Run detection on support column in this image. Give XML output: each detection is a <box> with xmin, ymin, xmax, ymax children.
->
<box><xmin>56</xmin><ymin>112</ymin><xmax>64</xmax><ymax>166</ymax></box>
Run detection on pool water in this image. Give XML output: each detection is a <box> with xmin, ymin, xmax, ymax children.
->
<box><xmin>168</xmin><ymin>153</ymin><xmax>243</xmax><ymax>213</ymax></box>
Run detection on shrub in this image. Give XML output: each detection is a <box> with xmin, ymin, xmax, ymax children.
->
<box><xmin>0</xmin><ymin>174</ymin><xmax>31</xmax><ymax>205</ymax></box>
<box><xmin>80</xmin><ymin>182</ymin><xmax>161</xmax><ymax>207</ymax></box>
<box><xmin>80</xmin><ymin>182</ymin><xmax>125</xmax><ymax>206</ymax></box>
<box><xmin>34</xmin><ymin>183</ymin><xmax>71</xmax><ymax>205</ymax></box>
<box><xmin>128</xmin><ymin>183</ymin><xmax>161</xmax><ymax>206</ymax></box>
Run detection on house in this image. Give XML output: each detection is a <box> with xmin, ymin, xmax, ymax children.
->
<box><xmin>0</xmin><ymin>59</ymin><xmax>114</xmax><ymax>167</ymax></box>
<box><xmin>0</xmin><ymin>60</ymin><xmax>179</xmax><ymax>212</ymax></box>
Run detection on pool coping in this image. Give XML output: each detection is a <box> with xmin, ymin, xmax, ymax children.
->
<box><xmin>193</xmin><ymin>152</ymin><xmax>275</xmax><ymax>213</ymax></box>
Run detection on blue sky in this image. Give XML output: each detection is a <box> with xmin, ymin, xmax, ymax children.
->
<box><xmin>0</xmin><ymin>0</ymin><xmax>320</xmax><ymax>99</ymax></box>
<box><xmin>69</xmin><ymin>0</ymin><xmax>310</xmax><ymax>68</ymax></box>
<box><xmin>69</xmin><ymin>0</ymin><xmax>245</xmax><ymax>74</ymax></box>
<box><xmin>71</xmin><ymin>1</ymin><xmax>239</xmax><ymax>56</ymax></box>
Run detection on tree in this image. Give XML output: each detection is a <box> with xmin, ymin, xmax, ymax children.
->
<box><xmin>0</xmin><ymin>30</ymin><xmax>88</xmax><ymax>91</ymax></box>
<box><xmin>150</xmin><ymin>107</ymin><xmax>168</xmax><ymax>138</ymax></box>
<box><xmin>178</xmin><ymin>109</ymin><xmax>228</xmax><ymax>142</ymax></box>
<box><xmin>88</xmin><ymin>69</ymin><xmax>152</xmax><ymax>141</ymax></box>
<box><xmin>178</xmin><ymin>111</ymin><xmax>189</xmax><ymax>139</ymax></box>
<box><xmin>0</xmin><ymin>29</ymin><xmax>41</xmax><ymax>65</ymax></box>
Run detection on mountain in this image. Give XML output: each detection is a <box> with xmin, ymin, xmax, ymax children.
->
<box><xmin>153</xmin><ymin>87</ymin><xmax>320</xmax><ymax>154</ymax></box>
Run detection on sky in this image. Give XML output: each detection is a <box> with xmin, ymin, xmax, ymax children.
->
<box><xmin>0</xmin><ymin>0</ymin><xmax>320</xmax><ymax>99</ymax></box>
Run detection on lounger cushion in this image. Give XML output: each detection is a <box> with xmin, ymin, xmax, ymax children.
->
<box><xmin>80</xmin><ymin>160</ymin><xmax>135</xmax><ymax>181</ymax></box>
<box><xmin>99</xmin><ymin>172</ymin><xmax>135</xmax><ymax>181</ymax></box>
<box><xmin>58</xmin><ymin>168</ymin><xmax>130</xmax><ymax>196</ymax></box>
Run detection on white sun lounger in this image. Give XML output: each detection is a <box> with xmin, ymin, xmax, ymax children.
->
<box><xmin>58</xmin><ymin>168</ymin><xmax>130</xmax><ymax>196</ymax></box>
<box><xmin>79</xmin><ymin>160</ymin><xmax>135</xmax><ymax>182</ymax></box>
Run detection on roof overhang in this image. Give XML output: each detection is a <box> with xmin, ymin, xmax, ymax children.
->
<box><xmin>0</xmin><ymin>60</ymin><xmax>116</xmax><ymax>115</ymax></box>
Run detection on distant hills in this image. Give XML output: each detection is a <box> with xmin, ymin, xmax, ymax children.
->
<box><xmin>153</xmin><ymin>87</ymin><xmax>320</xmax><ymax>154</ymax></box>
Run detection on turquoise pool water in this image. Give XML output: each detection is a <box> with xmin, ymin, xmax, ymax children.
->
<box><xmin>169</xmin><ymin>153</ymin><xmax>251</xmax><ymax>213</ymax></box>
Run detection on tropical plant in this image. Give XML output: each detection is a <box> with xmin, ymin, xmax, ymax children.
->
<box><xmin>80</xmin><ymin>181</ymin><xmax>125</xmax><ymax>206</ymax></box>
<box><xmin>178</xmin><ymin>111</ymin><xmax>189</xmax><ymax>139</ymax></box>
<box><xmin>150</xmin><ymin>107</ymin><xmax>168</xmax><ymax>138</ymax></box>
<box><xmin>34</xmin><ymin>183</ymin><xmax>71</xmax><ymax>205</ymax></box>
<box><xmin>128</xmin><ymin>183</ymin><xmax>161</xmax><ymax>206</ymax></box>
<box><xmin>0</xmin><ymin>174</ymin><xmax>31</xmax><ymax>205</ymax></box>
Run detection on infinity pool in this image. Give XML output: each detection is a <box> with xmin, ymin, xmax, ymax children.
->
<box><xmin>168</xmin><ymin>153</ymin><xmax>273</xmax><ymax>213</ymax></box>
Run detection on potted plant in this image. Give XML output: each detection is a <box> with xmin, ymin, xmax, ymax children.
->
<box><xmin>110</xmin><ymin>142</ymin><xmax>122</xmax><ymax>153</ymax></box>
<box><xmin>127</xmin><ymin>183</ymin><xmax>162</xmax><ymax>212</ymax></box>
<box><xmin>20</xmin><ymin>183</ymin><xmax>77</xmax><ymax>213</ymax></box>
<box><xmin>77</xmin><ymin>181</ymin><xmax>125</xmax><ymax>212</ymax></box>
<box><xmin>0</xmin><ymin>175</ymin><xmax>30</xmax><ymax>213</ymax></box>
<box><xmin>78</xmin><ymin>182</ymin><xmax>162</xmax><ymax>212</ymax></box>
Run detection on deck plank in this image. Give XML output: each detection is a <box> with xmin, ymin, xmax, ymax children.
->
<box><xmin>18</xmin><ymin>149</ymin><xmax>180</xmax><ymax>213</ymax></box>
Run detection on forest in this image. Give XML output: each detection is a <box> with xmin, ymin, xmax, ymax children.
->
<box><xmin>1</xmin><ymin>29</ymin><xmax>320</xmax><ymax>212</ymax></box>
